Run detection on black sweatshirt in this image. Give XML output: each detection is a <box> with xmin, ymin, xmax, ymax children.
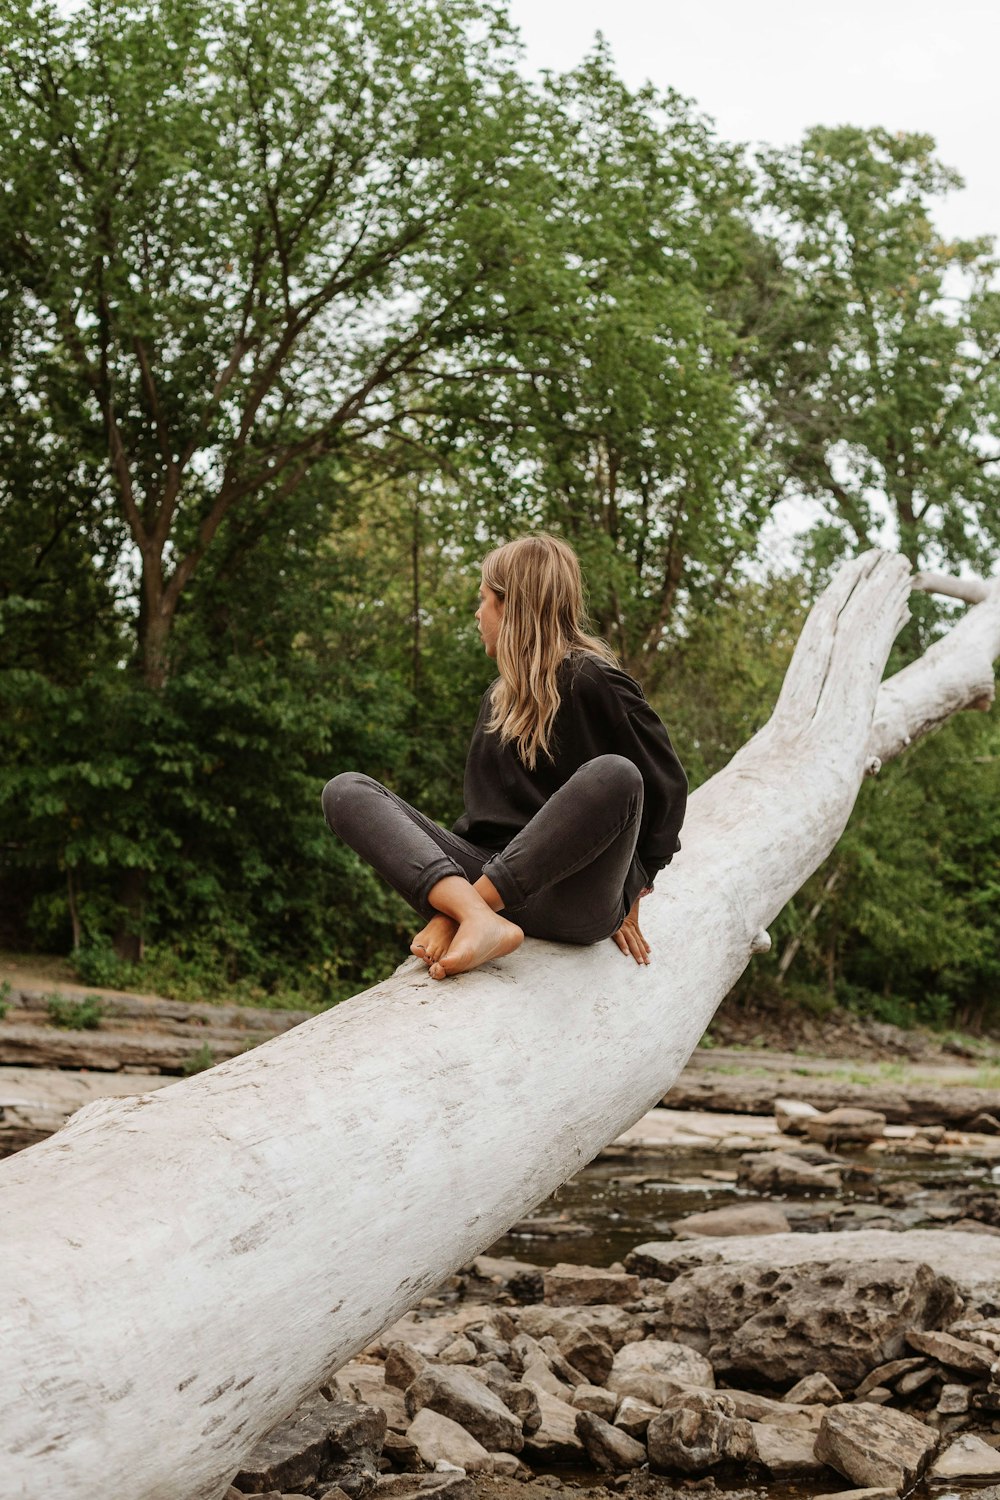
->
<box><xmin>452</xmin><ymin>652</ymin><xmax>688</xmax><ymax>884</ymax></box>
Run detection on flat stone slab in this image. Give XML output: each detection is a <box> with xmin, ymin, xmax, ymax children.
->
<box><xmin>930</xmin><ymin>1433</ymin><xmax>1000</xmax><ymax>1481</ymax></box>
<box><xmin>625</xmin><ymin>1229</ymin><xmax>1000</xmax><ymax>1304</ymax></box>
<box><xmin>815</xmin><ymin>1402</ymin><xmax>938</xmax><ymax>1491</ymax></box>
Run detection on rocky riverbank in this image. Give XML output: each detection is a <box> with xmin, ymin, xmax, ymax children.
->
<box><xmin>220</xmin><ymin>1093</ymin><xmax>1000</xmax><ymax>1500</ymax></box>
<box><xmin>7</xmin><ymin>960</ymin><xmax>1000</xmax><ymax>1498</ymax></box>
<box><xmin>221</xmin><ymin>1228</ymin><xmax>1000</xmax><ymax>1500</ymax></box>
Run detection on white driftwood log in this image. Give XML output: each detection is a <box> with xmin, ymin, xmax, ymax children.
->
<box><xmin>1</xmin><ymin>551</ymin><xmax>997</xmax><ymax>1500</ymax></box>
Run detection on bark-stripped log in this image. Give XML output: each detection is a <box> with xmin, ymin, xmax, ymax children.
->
<box><xmin>0</xmin><ymin>551</ymin><xmax>997</xmax><ymax>1500</ymax></box>
<box><xmin>871</xmin><ymin>571</ymin><xmax>1000</xmax><ymax>764</ymax></box>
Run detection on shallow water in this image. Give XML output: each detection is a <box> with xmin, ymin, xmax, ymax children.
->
<box><xmin>487</xmin><ymin>1143</ymin><xmax>997</xmax><ymax>1268</ymax></box>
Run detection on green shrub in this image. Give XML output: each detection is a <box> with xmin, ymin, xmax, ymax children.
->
<box><xmin>73</xmin><ymin>944</ymin><xmax>134</xmax><ymax>991</ymax></box>
<box><xmin>46</xmin><ymin>993</ymin><xmax>104</xmax><ymax>1030</ymax></box>
<box><xmin>182</xmin><ymin>1043</ymin><xmax>215</xmax><ymax>1075</ymax></box>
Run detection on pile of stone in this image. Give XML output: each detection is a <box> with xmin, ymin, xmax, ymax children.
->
<box><xmin>224</xmin><ymin>1248</ymin><xmax>1000</xmax><ymax>1500</ymax></box>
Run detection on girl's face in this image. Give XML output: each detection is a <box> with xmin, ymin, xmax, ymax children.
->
<box><xmin>476</xmin><ymin>579</ymin><xmax>504</xmax><ymax>659</ymax></box>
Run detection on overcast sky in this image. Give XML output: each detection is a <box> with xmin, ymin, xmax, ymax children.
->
<box><xmin>505</xmin><ymin>0</ymin><xmax>999</xmax><ymax>249</ymax></box>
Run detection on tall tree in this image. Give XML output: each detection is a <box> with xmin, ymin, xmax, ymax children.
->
<box><xmin>753</xmin><ymin>126</ymin><xmax>1000</xmax><ymax>576</ymax></box>
<box><xmin>0</xmin><ymin>0</ymin><xmax>558</xmax><ymax>688</ymax></box>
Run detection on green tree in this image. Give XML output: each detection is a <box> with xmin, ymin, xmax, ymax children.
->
<box><xmin>453</xmin><ymin>46</ymin><xmax>773</xmax><ymax>678</ymax></box>
<box><xmin>0</xmin><ymin>0</ymin><xmax>558</xmax><ymax>688</ymax></box>
<box><xmin>753</xmin><ymin>126</ymin><xmax>1000</xmax><ymax>578</ymax></box>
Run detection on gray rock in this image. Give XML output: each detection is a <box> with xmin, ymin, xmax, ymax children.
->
<box><xmin>782</xmin><ymin>1372</ymin><xmax>841</xmax><ymax>1405</ymax></box>
<box><xmin>470</xmin><ymin>1255</ymin><xmax>544</xmax><ymax>1303</ymax></box>
<box><xmin>609</xmin><ymin>1339</ymin><xmax>714</xmax><ymax>1389</ymax></box>
<box><xmin>812</xmin><ymin>1490</ymin><xmax>897</xmax><ymax>1500</ymax></box>
<box><xmin>750</xmin><ymin>1422</ymin><xmax>829</xmax><ymax>1479</ymax></box>
<box><xmin>855</xmin><ymin>1356</ymin><xmax>928</xmax><ymax>1396</ymax></box>
<box><xmin>613</xmin><ymin>1396</ymin><xmax>659</xmax><ymax>1437</ymax></box>
<box><xmin>814</xmin><ymin>1402</ymin><xmax>938</xmax><ymax>1491</ymax></box>
<box><xmin>670</xmin><ymin>1203</ymin><xmax>790</xmax><ymax>1239</ymax></box>
<box><xmin>894</xmin><ymin>1363</ymin><xmax>936</xmax><ymax>1396</ymax></box>
<box><xmin>385</xmin><ymin>1344</ymin><xmax>429</xmax><ymax>1391</ymax></box>
<box><xmin>929</xmin><ymin>1433</ymin><xmax>1000</xmax><ymax>1480</ymax></box>
<box><xmin>406</xmin><ymin>1409</ymin><xmax>493</xmax><ymax>1474</ymax></box>
<box><xmin>574</xmin><ymin>1411</ymin><xmax>647</xmax><ymax>1473</ymax></box>
<box><xmin>774</xmin><ymin>1098</ymin><xmax>822</xmax><ymax>1135</ymax></box>
<box><xmin>570</xmin><ymin>1385</ymin><xmax>618</xmax><ymax>1421</ymax></box>
<box><xmin>514</xmin><ymin>1303</ymin><xmax>634</xmax><ymax>1351</ymax></box>
<box><xmin>234</xmin><ymin>1397</ymin><xmax>386</xmax><ymax>1499</ymax></box>
<box><xmin>907</xmin><ymin>1327</ymin><xmax>996</xmax><ymax>1374</ymax></box>
<box><xmin>374</xmin><ymin>1471</ymin><xmax>470</xmax><ymax>1500</ymax></box>
<box><xmin>559</xmin><ymin>1325</ymin><xmax>614</xmax><ymax>1386</ymax></box>
<box><xmin>521</xmin><ymin>1385</ymin><xmax>584</xmax><ymax>1460</ymax></box>
<box><xmin>438</xmin><ymin>1336</ymin><xmax>477</xmax><ymax>1365</ymax></box>
<box><xmin>518</xmin><ymin>1350</ymin><xmax>574</xmax><ymax>1400</ymax></box>
<box><xmin>382</xmin><ymin>1431</ymin><xmax>422</xmax><ymax>1472</ymax></box>
<box><xmin>722</xmin><ymin>1389</ymin><xmax>809</xmax><ymax>1425</ymax></box>
<box><xmin>937</xmin><ymin>1383</ymin><xmax>971</xmax><ymax>1414</ymax></box>
<box><xmin>655</xmin><ymin>1257</ymin><xmax>962</xmax><ymax>1387</ymax></box>
<box><xmin>542</xmin><ymin>1263</ymin><xmax>640</xmax><ymax>1306</ymax></box>
<box><xmin>804</xmin><ymin>1107</ymin><xmax>886</xmax><ymax>1145</ymax></box>
<box><xmin>605</xmin><ymin>1370</ymin><xmax>700</xmax><ymax>1407</ymax></box>
<box><xmin>623</xmin><ymin>1227</ymin><xmax>1000</xmax><ymax>1307</ymax></box>
<box><xmin>537</xmin><ymin>1334</ymin><xmax>586</xmax><ymax>1387</ymax></box>
<box><xmin>333</xmin><ymin>1363</ymin><xmax>409</xmax><ymax>1433</ymax></box>
<box><xmin>324</xmin><ymin>1400</ymin><xmax>389</xmax><ymax>1498</ymax></box>
<box><xmin>405</xmin><ymin>1367</ymin><xmax>523</xmax><ymax>1454</ymax></box>
<box><xmin>737</xmin><ymin>1150</ymin><xmax>842</xmax><ymax>1194</ymax></box>
<box><xmin>479</xmin><ymin>1373</ymin><xmax>542</xmax><ymax>1437</ymax></box>
<box><xmin>646</xmin><ymin>1392</ymin><xmax>756</xmax><ymax>1474</ymax></box>
<box><xmin>488</xmin><ymin>1452</ymin><xmax>522</xmax><ymax>1477</ymax></box>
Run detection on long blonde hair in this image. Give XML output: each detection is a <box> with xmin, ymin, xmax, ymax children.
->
<box><xmin>481</xmin><ymin>534</ymin><xmax>616</xmax><ymax>769</ymax></box>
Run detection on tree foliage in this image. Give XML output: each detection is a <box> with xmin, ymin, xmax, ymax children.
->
<box><xmin>0</xmin><ymin>0</ymin><xmax>997</xmax><ymax>1018</ymax></box>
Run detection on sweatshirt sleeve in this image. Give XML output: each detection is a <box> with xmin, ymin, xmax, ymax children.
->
<box><xmin>612</xmin><ymin>699</ymin><xmax>688</xmax><ymax>881</ymax></box>
<box><xmin>570</xmin><ymin>658</ymin><xmax>688</xmax><ymax>883</ymax></box>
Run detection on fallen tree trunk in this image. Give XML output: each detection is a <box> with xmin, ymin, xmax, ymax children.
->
<box><xmin>1</xmin><ymin>551</ymin><xmax>997</xmax><ymax>1500</ymax></box>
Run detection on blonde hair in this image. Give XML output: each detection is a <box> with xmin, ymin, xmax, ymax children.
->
<box><xmin>481</xmin><ymin>534</ymin><xmax>616</xmax><ymax>769</ymax></box>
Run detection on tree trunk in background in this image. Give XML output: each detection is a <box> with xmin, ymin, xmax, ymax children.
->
<box><xmin>1</xmin><ymin>552</ymin><xmax>997</xmax><ymax>1500</ymax></box>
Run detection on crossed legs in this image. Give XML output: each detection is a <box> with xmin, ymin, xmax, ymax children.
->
<box><xmin>321</xmin><ymin>755</ymin><xmax>644</xmax><ymax>979</ymax></box>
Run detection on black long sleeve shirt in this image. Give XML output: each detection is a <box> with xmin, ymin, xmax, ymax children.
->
<box><xmin>452</xmin><ymin>652</ymin><xmax>688</xmax><ymax>883</ymax></box>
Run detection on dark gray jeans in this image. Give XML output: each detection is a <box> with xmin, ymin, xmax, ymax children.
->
<box><xmin>322</xmin><ymin>754</ymin><xmax>648</xmax><ymax>944</ymax></box>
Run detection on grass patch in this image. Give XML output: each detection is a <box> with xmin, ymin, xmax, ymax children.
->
<box><xmin>182</xmin><ymin>1043</ymin><xmax>216</xmax><ymax>1076</ymax></box>
<box><xmin>46</xmin><ymin>993</ymin><xmax>104</xmax><ymax>1030</ymax></box>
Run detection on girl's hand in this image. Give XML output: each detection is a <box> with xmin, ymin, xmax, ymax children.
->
<box><xmin>612</xmin><ymin>897</ymin><xmax>651</xmax><ymax>965</ymax></box>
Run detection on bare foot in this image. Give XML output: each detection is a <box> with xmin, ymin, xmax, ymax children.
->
<box><xmin>411</xmin><ymin>914</ymin><xmax>458</xmax><ymax>966</ymax></box>
<box><xmin>428</xmin><ymin>911</ymin><xmax>523</xmax><ymax>980</ymax></box>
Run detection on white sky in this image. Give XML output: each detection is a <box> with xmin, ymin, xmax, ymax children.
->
<box><xmin>505</xmin><ymin>0</ymin><xmax>1000</xmax><ymax>249</ymax></box>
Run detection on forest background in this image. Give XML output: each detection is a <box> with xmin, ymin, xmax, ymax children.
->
<box><xmin>1</xmin><ymin>0</ymin><xmax>998</xmax><ymax>1025</ymax></box>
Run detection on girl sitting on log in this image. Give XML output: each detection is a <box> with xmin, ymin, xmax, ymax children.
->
<box><xmin>323</xmin><ymin>534</ymin><xmax>687</xmax><ymax>979</ymax></box>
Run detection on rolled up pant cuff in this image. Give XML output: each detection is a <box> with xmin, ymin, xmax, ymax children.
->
<box><xmin>415</xmin><ymin>856</ymin><xmax>467</xmax><ymax>921</ymax></box>
<box><xmin>480</xmin><ymin>853</ymin><xmax>524</xmax><ymax>912</ymax></box>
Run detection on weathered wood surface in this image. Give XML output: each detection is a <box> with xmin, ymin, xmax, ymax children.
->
<box><xmin>0</xmin><ymin>550</ymin><xmax>997</xmax><ymax>1500</ymax></box>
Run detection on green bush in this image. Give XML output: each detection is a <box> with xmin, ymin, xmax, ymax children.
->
<box><xmin>182</xmin><ymin>1043</ymin><xmax>215</xmax><ymax>1075</ymax></box>
<box><xmin>46</xmin><ymin>993</ymin><xmax>104</xmax><ymax>1030</ymax></box>
<box><xmin>73</xmin><ymin>944</ymin><xmax>133</xmax><ymax>991</ymax></box>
